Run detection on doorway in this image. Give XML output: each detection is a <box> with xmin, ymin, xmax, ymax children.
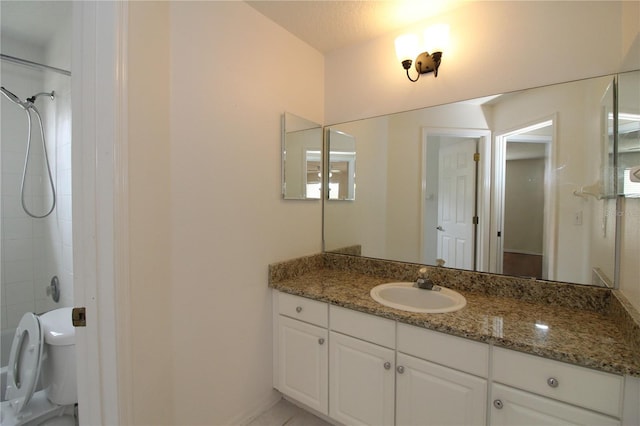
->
<box><xmin>421</xmin><ymin>129</ymin><xmax>491</xmax><ymax>271</ymax></box>
<box><xmin>494</xmin><ymin>119</ymin><xmax>555</xmax><ymax>279</ymax></box>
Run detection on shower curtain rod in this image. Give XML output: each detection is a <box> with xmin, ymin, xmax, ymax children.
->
<box><xmin>1</xmin><ymin>53</ymin><xmax>71</xmax><ymax>76</ymax></box>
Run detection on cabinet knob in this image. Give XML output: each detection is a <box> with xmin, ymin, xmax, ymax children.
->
<box><xmin>295</xmin><ymin>306</ymin><xmax>302</xmax><ymax>313</ymax></box>
<box><xmin>547</xmin><ymin>377</ymin><xmax>559</xmax><ymax>388</ymax></box>
<box><xmin>384</xmin><ymin>362</ymin><xmax>391</xmax><ymax>370</ymax></box>
<box><xmin>493</xmin><ymin>399</ymin><xmax>503</xmax><ymax>410</ymax></box>
<box><xmin>318</xmin><ymin>338</ymin><xmax>325</xmax><ymax>345</ymax></box>
<box><xmin>396</xmin><ymin>366</ymin><xmax>405</xmax><ymax>374</ymax></box>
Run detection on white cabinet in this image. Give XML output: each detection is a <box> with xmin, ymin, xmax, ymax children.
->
<box><xmin>277</xmin><ymin>316</ymin><xmax>328</xmax><ymax>414</ymax></box>
<box><xmin>396</xmin><ymin>353</ymin><xmax>487</xmax><ymax>426</ymax></box>
<box><xmin>274</xmin><ymin>292</ymin><xmax>329</xmax><ymax>415</ymax></box>
<box><xmin>490</xmin><ymin>347</ymin><xmax>623</xmax><ymax>425</ymax></box>
<box><xmin>492</xmin><ymin>347</ymin><xmax>623</xmax><ymax>418</ymax></box>
<box><xmin>272</xmin><ymin>291</ymin><xmax>630</xmax><ymax>426</ymax></box>
<box><xmin>397</xmin><ymin>324</ymin><xmax>488</xmax><ymax>426</ymax></box>
<box><xmin>329</xmin><ymin>331</ymin><xmax>395</xmax><ymax>426</ymax></box>
<box><xmin>490</xmin><ymin>384</ymin><xmax>620</xmax><ymax>426</ymax></box>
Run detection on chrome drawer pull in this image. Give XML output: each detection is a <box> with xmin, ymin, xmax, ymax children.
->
<box><xmin>384</xmin><ymin>362</ymin><xmax>391</xmax><ymax>370</ymax></box>
<box><xmin>397</xmin><ymin>366</ymin><xmax>405</xmax><ymax>374</ymax></box>
<box><xmin>493</xmin><ymin>400</ymin><xmax>503</xmax><ymax>409</ymax></box>
<box><xmin>295</xmin><ymin>306</ymin><xmax>302</xmax><ymax>313</ymax></box>
<box><xmin>547</xmin><ymin>377</ymin><xmax>559</xmax><ymax>388</ymax></box>
<box><xmin>318</xmin><ymin>338</ymin><xmax>325</xmax><ymax>345</ymax></box>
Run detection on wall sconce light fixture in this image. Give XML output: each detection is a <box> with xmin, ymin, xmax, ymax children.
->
<box><xmin>395</xmin><ymin>24</ymin><xmax>449</xmax><ymax>82</ymax></box>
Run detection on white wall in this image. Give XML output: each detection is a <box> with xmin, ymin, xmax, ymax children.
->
<box><xmin>325</xmin><ymin>1</ymin><xmax>636</xmax><ymax>124</ymax></box>
<box><xmin>127</xmin><ymin>2</ymin><xmax>173</xmax><ymax>424</ymax></box>
<box><xmin>504</xmin><ymin>157</ymin><xmax>545</xmax><ymax>254</ymax></box>
<box><xmin>168</xmin><ymin>2</ymin><xmax>323</xmax><ymax>424</ymax></box>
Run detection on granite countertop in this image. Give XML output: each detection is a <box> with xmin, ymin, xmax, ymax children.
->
<box><xmin>269</xmin><ymin>253</ymin><xmax>640</xmax><ymax>377</ymax></box>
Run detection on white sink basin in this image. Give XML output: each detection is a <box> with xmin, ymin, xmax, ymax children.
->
<box><xmin>370</xmin><ymin>282</ymin><xmax>466</xmax><ymax>313</ymax></box>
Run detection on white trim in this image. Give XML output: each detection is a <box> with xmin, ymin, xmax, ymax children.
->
<box><xmin>113</xmin><ymin>2</ymin><xmax>132</xmax><ymax>424</ymax></box>
<box><xmin>72</xmin><ymin>2</ymin><xmax>128</xmax><ymax>424</ymax></box>
<box><xmin>420</xmin><ymin>128</ymin><xmax>491</xmax><ymax>271</ymax></box>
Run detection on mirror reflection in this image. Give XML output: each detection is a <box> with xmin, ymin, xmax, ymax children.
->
<box><xmin>325</xmin><ymin>72</ymin><xmax>638</xmax><ymax>286</ymax></box>
<box><xmin>618</xmin><ymin>71</ymin><xmax>640</xmax><ymax>198</ymax></box>
<box><xmin>327</xmin><ymin>129</ymin><xmax>356</xmax><ymax>201</ymax></box>
<box><xmin>282</xmin><ymin>112</ymin><xmax>322</xmax><ymax>200</ymax></box>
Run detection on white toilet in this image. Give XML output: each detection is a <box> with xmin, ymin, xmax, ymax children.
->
<box><xmin>1</xmin><ymin>308</ymin><xmax>77</xmax><ymax>426</ymax></box>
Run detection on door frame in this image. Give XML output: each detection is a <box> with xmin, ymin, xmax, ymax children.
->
<box><xmin>72</xmin><ymin>1</ymin><xmax>130</xmax><ymax>424</ymax></box>
<box><xmin>492</xmin><ymin>115</ymin><xmax>556</xmax><ymax>279</ymax></box>
<box><xmin>420</xmin><ymin>128</ymin><xmax>491</xmax><ymax>271</ymax></box>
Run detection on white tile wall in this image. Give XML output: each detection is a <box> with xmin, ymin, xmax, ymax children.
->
<box><xmin>1</xmin><ymin>34</ymin><xmax>73</xmax><ymax>332</ymax></box>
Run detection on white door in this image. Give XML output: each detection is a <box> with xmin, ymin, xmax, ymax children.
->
<box><xmin>396</xmin><ymin>353</ymin><xmax>487</xmax><ymax>426</ymax></box>
<box><xmin>437</xmin><ymin>139</ymin><xmax>477</xmax><ymax>269</ymax></box>
<box><xmin>278</xmin><ymin>316</ymin><xmax>329</xmax><ymax>414</ymax></box>
<box><xmin>490</xmin><ymin>384</ymin><xmax>620</xmax><ymax>426</ymax></box>
<box><xmin>329</xmin><ymin>332</ymin><xmax>395</xmax><ymax>426</ymax></box>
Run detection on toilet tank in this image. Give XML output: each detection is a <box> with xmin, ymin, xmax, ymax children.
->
<box><xmin>39</xmin><ymin>308</ymin><xmax>77</xmax><ymax>405</ymax></box>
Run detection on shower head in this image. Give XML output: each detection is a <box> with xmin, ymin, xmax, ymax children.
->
<box><xmin>27</xmin><ymin>91</ymin><xmax>55</xmax><ymax>103</ymax></box>
<box><xmin>1</xmin><ymin>86</ymin><xmax>31</xmax><ymax>109</ymax></box>
<box><xmin>1</xmin><ymin>86</ymin><xmax>22</xmax><ymax>104</ymax></box>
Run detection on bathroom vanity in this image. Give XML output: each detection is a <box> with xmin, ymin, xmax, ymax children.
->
<box><xmin>269</xmin><ymin>253</ymin><xmax>640</xmax><ymax>426</ymax></box>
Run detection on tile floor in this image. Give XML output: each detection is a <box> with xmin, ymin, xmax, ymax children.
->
<box><xmin>247</xmin><ymin>398</ymin><xmax>332</xmax><ymax>426</ymax></box>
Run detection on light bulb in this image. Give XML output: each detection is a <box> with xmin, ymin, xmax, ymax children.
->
<box><xmin>395</xmin><ymin>34</ymin><xmax>419</xmax><ymax>62</ymax></box>
<box><xmin>423</xmin><ymin>24</ymin><xmax>449</xmax><ymax>53</ymax></box>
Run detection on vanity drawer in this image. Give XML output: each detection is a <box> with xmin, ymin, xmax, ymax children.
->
<box><xmin>492</xmin><ymin>347</ymin><xmax>623</xmax><ymax>417</ymax></box>
<box><xmin>278</xmin><ymin>292</ymin><xmax>328</xmax><ymax>328</ymax></box>
<box><xmin>397</xmin><ymin>323</ymin><xmax>489</xmax><ymax>377</ymax></box>
<box><xmin>330</xmin><ymin>305</ymin><xmax>395</xmax><ymax>348</ymax></box>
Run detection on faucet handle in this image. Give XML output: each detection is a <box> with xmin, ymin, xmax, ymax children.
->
<box><xmin>418</xmin><ymin>267</ymin><xmax>428</xmax><ymax>277</ymax></box>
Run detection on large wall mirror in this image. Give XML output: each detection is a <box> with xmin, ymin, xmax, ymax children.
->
<box><xmin>324</xmin><ymin>70</ymin><xmax>640</xmax><ymax>287</ymax></box>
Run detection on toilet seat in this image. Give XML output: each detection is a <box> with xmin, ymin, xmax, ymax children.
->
<box><xmin>4</xmin><ymin>312</ymin><xmax>44</xmax><ymax>416</ymax></box>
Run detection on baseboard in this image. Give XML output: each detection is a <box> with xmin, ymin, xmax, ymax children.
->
<box><xmin>232</xmin><ymin>390</ymin><xmax>283</xmax><ymax>426</ymax></box>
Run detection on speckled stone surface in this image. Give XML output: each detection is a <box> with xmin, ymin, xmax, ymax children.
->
<box><xmin>269</xmin><ymin>254</ymin><xmax>640</xmax><ymax>377</ymax></box>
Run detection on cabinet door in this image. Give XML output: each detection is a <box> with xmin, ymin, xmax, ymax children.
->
<box><xmin>278</xmin><ymin>316</ymin><xmax>328</xmax><ymax>414</ymax></box>
<box><xmin>491</xmin><ymin>384</ymin><xmax>620</xmax><ymax>426</ymax></box>
<box><xmin>396</xmin><ymin>353</ymin><xmax>487</xmax><ymax>426</ymax></box>
<box><xmin>329</xmin><ymin>331</ymin><xmax>395</xmax><ymax>426</ymax></box>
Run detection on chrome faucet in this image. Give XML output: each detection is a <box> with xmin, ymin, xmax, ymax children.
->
<box><xmin>415</xmin><ymin>267</ymin><xmax>439</xmax><ymax>290</ymax></box>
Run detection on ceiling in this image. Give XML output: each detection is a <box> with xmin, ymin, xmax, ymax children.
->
<box><xmin>0</xmin><ymin>0</ymin><xmax>466</xmax><ymax>55</ymax></box>
<box><xmin>246</xmin><ymin>0</ymin><xmax>469</xmax><ymax>53</ymax></box>
<box><xmin>0</xmin><ymin>1</ymin><xmax>72</xmax><ymax>48</ymax></box>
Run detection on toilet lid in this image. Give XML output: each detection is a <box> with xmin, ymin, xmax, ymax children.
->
<box><xmin>5</xmin><ymin>312</ymin><xmax>43</xmax><ymax>415</ymax></box>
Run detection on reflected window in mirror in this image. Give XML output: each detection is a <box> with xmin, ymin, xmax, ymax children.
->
<box><xmin>618</xmin><ymin>70</ymin><xmax>640</xmax><ymax>198</ymax></box>
<box><xmin>305</xmin><ymin>151</ymin><xmax>322</xmax><ymax>199</ymax></box>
